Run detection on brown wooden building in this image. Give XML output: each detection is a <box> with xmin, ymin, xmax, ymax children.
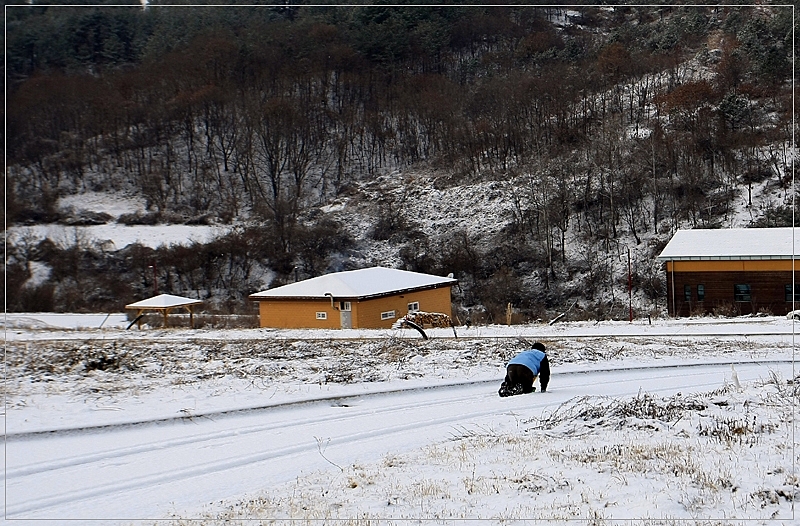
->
<box><xmin>249</xmin><ymin>267</ymin><xmax>457</xmax><ymax>329</ymax></box>
<box><xmin>658</xmin><ymin>228</ymin><xmax>800</xmax><ymax>317</ymax></box>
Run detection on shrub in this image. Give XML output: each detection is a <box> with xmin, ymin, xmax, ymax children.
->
<box><xmin>712</xmin><ymin>302</ymin><xmax>738</xmax><ymax>317</ymax></box>
<box><xmin>17</xmin><ymin>284</ymin><xmax>56</xmax><ymax>312</ymax></box>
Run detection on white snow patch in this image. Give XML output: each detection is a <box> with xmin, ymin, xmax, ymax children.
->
<box><xmin>319</xmin><ymin>202</ymin><xmax>346</xmax><ymax>213</ymax></box>
<box><xmin>57</xmin><ymin>192</ymin><xmax>146</xmax><ymax>219</ymax></box>
<box><xmin>3</xmin><ymin>312</ymin><xmax>130</xmax><ymax>330</ymax></box>
<box><xmin>7</xmin><ymin>223</ymin><xmax>229</xmax><ymax>250</ymax></box>
<box><xmin>21</xmin><ymin>261</ymin><xmax>52</xmax><ymax>288</ymax></box>
<box><xmin>4</xmin><ymin>317</ymin><xmax>798</xmax><ymax>522</ymax></box>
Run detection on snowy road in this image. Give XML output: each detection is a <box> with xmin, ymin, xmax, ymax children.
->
<box><xmin>4</xmin><ymin>359</ymin><xmax>793</xmax><ymax>523</ymax></box>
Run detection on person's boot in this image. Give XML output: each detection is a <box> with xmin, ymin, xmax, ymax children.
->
<box><xmin>498</xmin><ymin>381</ymin><xmax>511</xmax><ymax>397</ymax></box>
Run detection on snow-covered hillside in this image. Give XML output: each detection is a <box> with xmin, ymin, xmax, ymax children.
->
<box><xmin>7</xmin><ymin>6</ymin><xmax>793</xmax><ymax>319</ymax></box>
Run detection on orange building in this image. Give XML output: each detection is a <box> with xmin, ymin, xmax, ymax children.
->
<box><xmin>249</xmin><ymin>267</ymin><xmax>457</xmax><ymax>329</ymax></box>
<box><xmin>658</xmin><ymin>228</ymin><xmax>800</xmax><ymax>317</ymax></box>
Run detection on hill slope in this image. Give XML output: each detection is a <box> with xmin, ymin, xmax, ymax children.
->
<box><xmin>5</xmin><ymin>5</ymin><xmax>795</xmax><ymax>319</ymax></box>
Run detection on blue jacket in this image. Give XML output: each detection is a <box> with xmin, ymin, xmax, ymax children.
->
<box><xmin>507</xmin><ymin>349</ymin><xmax>546</xmax><ymax>375</ymax></box>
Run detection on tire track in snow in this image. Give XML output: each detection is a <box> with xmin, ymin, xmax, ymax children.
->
<box><xmin>6</xmin><ymin>360</ymin><xmax>789</xmax><ymax>480</ymax></box>
<box><xmin>6</xmin><ymin>386</ymin><xmax>501</xmax><ymax>478</ymax></box>
<box><xmin>5</xmin><ymin>360</ymin><xmax>793</xmax><ymax>519</ymax></box>
<box><xmin>6</xmin><ymin>361</ymin><xmax>728</xmax><ymax>480</ymax></box>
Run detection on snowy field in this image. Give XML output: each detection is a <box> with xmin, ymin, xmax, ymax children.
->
<box><xmin>3</xmin><ymin>314</ymin><xmax>799</xmax><ymax>525</ymax></box>
<box><xmin>7</xmin><ymin>223</ymin><xmax>228</xmax><ymax>252</ymax></box>
<box><xmin>7</xmin><ymin>192</ymin><xmax>230</xmax><ymax>253</ymax></box>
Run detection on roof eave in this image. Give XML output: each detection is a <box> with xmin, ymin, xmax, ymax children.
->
<box><xmin>249</xmin><ymin>280</ymin><xmax>457</xmax><ymax>302</ymax></box>
<box><xmin>124</xmin><ymin>300</ymin><xmax>203</xmax><ymax>309</ymax></box>
<box><xmin>247</xmin><ymin>295</ymin><xmax>359</xmax><ymax>302</ymax></box>
<box><xmin>657</xmin><ymin>255</ymin><xmax>798</xmax><ymax>261</ymax></box>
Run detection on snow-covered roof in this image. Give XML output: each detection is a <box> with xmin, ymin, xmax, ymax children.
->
<box><xmin>125</xmin><ymin>293</ymin><xmax>203</xmax><ymax>310</ymax></box>
<box><xmin>657</xmin><ymin>228</ymin><xmax>800</xmax><ymax>261</ymax></box>
<box><xmin>249</xmin><ymin>267</ymin><xmax>457</xmax><ymax>301</ymax></box>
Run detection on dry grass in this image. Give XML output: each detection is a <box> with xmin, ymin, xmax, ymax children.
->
<box><xmin>532</xmin><ymin>391</ymin><xmax>710</xmax><ymax>435</ymax></box>
<box><xmin>8</xmin><ymin>335</ymin><xmax>791</xmax><ymax>403</ymax></box>
<box><xmin>9</xmin><ymin>333</ymin><xmax>797</xmax><ymax>524</ymax></box>
<box><xmin>160</xmin><ymin>376</ymin><xmax>798</xmax><ymax>525</ymax></box>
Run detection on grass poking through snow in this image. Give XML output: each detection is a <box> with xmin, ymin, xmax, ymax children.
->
<box><xmin>162</xmin><ymin>374</ymin><xmax>798</xmax><ymax>525</ymax></box>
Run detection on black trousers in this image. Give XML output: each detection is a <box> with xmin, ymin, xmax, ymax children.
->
<box><xmin>505</xmin><ymin>355</ymin><xmax>549</xmax><ymax>393</ymax></box>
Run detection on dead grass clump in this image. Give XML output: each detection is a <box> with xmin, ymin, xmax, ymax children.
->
<box><xmin>83</xmin><ymin>349</ymin><xmax>126</xmax><ymax>372</ymax></box>
<box><xmin>8</xmin><ymin>341</ymin><xmax>139</xmax><ymax>378</ymax></box>
<box><xmin>698</xmin><ymin>415</ymin><xmax>778</xmax><ymax>445</ymax></box>
<box><xmin>749</xmin><ymin>483</ymin><xmax>799</xmax><ymax>509</ymax></box>
<box><xmin>711</xmin><ymin>302</ymin><xmax>739</xmax><ymax>317</ymax></box>
<box><xmin>194</xmin><ymin>314</ymin><xmax>259</xmax><ymax>329</ymax></box>
<box><xmin>532</xmin><ymin>392</ymin><xmax>707</xmax><ymax>435</ymax></box>
<box><xmin>376</xmin><ymin>337</ymin><xmax>420</xmax><ymax>362</ymax></box>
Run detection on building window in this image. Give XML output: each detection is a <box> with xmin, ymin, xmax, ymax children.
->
<box><xmin>697</xmin><ymin>285</ymin><xmax>705</xmax><ymax>302</ymax></box>
<box><xmin>340</xmin><ymin>301</ymin><xmax>351</xmax><ymax>311</ymax></box>
<box><xmin>785</xmin><ymin>285</ymin><xmax>800</xmax><ymax>302</ymax></box>
<box><xmin>734</xmin><ymin>284</ymin><xmax>751</xmax><ymax>302</ymax></box>
<box><xmin>381</xmin><ymin>310</ymin><xmax>396</xmax><ymax>320</ymax></box>
<box><xmin>316</xmin><ymin>312</ymin><xmax>327</xmax><ymax>320</ymax></box>
<box><xmin>684</xmin><ymin>285</ymin><xmax>691</xmax><ymax>302</ymax></box>
<box><xmin>408</xmin><ymin>301</ymin><xmax>420</xmax><ymax>312</ymax></box>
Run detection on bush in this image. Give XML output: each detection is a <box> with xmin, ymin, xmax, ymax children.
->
<box><xmin>129</xmin><ymin>313</ymin><xmax>258</xmax><ymax>329</ymax></box>
<box><xmin>59</xmin><ymin>210</ymin><xmax>112</xmax><ymax>225</ymax></box>
<box><xmin>17</xmin><ymin>284</ymin><xmax>56</xmax><ymax>312</ymax></box>
<box><xmin>750</xmin><ymin>205</ymin><xmax>800</xmax><ymax>228</ymax></box>
<box><xmin>712</xmin><ymin>302</ymin><xmax>738</xmax><ymax>317</ymax></box>
<box><xmin>117</xmin><ymin>211</ymin><xmax>161</xmax><ymax>225</ymax></box>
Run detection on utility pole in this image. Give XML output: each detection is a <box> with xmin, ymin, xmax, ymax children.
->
<box><xmin>628</xmin><ymin>246</ymin><xmax>633</xmax><ymax>322</ymax></box>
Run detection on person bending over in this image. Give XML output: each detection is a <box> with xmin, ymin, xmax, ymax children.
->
<box><xmin>499</xmin><ymin>342</ymin><xmax>549</xmax><ymax>397</ymax></box>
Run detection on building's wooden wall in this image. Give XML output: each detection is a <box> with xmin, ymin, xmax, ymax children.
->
<box><xmin>666</xmin><ymin>266</ymin><xmax>800</xmax><ymax>316</ymax></box>
<box><xmin>255</xmin><ymin>286</ymin><xmax>453</xmax><ymax>329</ymax></box>
<box><xmin>666</xmin><ymin>260</ymin><xmax>798</xmax><ymax>272</ymax></box>
<box><xmin>257</xmin><ymin>299</ymin><xmax>340</xmax><ymax>329</ymax></box>
<box><xmin>354</xmin><ymin>287</ymin><xmax>453</xmax><ymax>329</ymax></box>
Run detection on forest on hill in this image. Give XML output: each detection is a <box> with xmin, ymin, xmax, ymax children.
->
<box><xmin>5</xmin><ymin>3</ymin><xmax>796</xmax><ymax>321</ymax></box>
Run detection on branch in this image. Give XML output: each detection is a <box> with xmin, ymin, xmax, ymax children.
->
<box><xmin>548</xmin><ymin>301</ymin><xmax>578</xmax><ymax>326</ymax></box>
<box><xmin>314</xmin><ymin>436</ymin><xmax>343</xmax><ymax>472</ymax></box>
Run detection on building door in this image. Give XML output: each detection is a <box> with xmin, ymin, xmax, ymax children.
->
<box><xmin>339</xmin><ymin>301</ymin><xmax>352</xmax><ymax>329</ymax></box>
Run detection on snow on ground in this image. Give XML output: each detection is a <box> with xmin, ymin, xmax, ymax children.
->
<box><xmin>57</xmin><ymin>192</ymin><xmax>147</xmax><ymax>219</ymax></box>
<box><xmin>4</xmin><ymin>312</ymin><xmax>131</xmax><ymax>330</ymax></box>
<box><xmin>3</xmin><ymin>315</ymin><xmax>799</xmax><ymax>524</ymax></box>
<box><xmin>7</xmin><ymin>223</ymin><xmax>229</xmax><ymax>251</ymax></box>
<box><xmin>5</xmin><ymin>310</ymin><xmax>800</xmax><ymax>340</ymax></box>
<box><xmin>7</xmin><ymin>191</ymin><xmax>231</xmax><ymax>251</ymax></box>
<box><xmin>19</xmin><ymin>261</ymin><xmax>52</xmax><ymax>289</ymax></box>
<box><xmin>208</xmin><ymin>372</ymin><xmax>796</xmax><ymax>524</ymax></box>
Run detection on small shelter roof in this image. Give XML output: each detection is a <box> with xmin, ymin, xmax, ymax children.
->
<box><xmin>125</xmin><ymin>294</ymin><xmax>203</xmax><ymax>309</ymax></box>
<box><xmin>125</xmin><ymin>294</ymin><xmax>203</xmax><ymax>329</ymax></box>
<box><xmin>657</xmin><ymin>228</ymin><xmax>800</xmax><ymax>262</ymax></box>
<box><xmin>249</xmin><ymin>267</ymin><xmax>457</xmax><ymax>301</ymax></box>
